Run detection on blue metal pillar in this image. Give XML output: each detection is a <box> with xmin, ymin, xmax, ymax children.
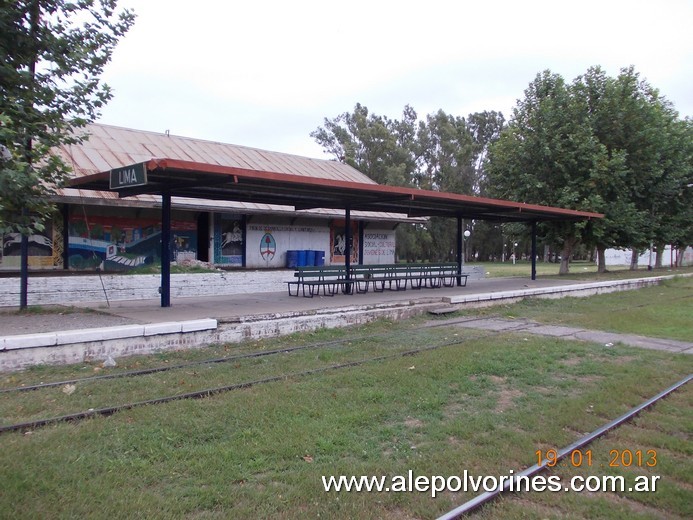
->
<box><xmin>344</xmin><ymin>206</ymin><xmax>352</xmax><ymax>294</ymax></box>
<box><xmin>456</xmin><ymin>216</ymin><xmax>464</xmax><ymax>286</ymax></box>
<box><xmin>161</xmin><ymin>191</ymin><xmax>171</xmax><ymax>307</ymax></box>
<box><xmin>531</xmin><ymin>221</ymin><xmax>537</xmax><ymax>281</ymax></box>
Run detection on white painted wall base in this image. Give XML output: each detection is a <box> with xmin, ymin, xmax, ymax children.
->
<box><xmin>0</xmin><ymin>266</ymin><xmax>486</xmax><ymax>308</ymax></box>
<box><xmin>0</xmin><ymin>270</ymin><xmax>288</xmax><ymax>307</ymax></box>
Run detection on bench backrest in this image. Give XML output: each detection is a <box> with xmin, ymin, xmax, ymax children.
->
<box><xmin>294</xmin><ymin>263</ymin><xmax>460</xmax><ymax>280</ymax></box>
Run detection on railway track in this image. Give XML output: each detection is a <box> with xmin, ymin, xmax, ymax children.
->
<box><xmin>436</xmin><ymin>374</ymin><xmax>692</xmax><ymax>519</ymax></box>
<box><xmin>0</xmin><ymin>326</ymin><xmax>498</xmax><ymax>434</ymax></box>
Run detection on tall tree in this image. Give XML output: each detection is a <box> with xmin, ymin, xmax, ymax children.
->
<box><xmin>569</xmin><ymin>66</ymin><xmax>691</xmax><ymax>271</ymax></box>
<box><xmin>487</xmin><ymin>70</ymin><xmax>606</xmax><ymax>274</ymax></box>
<box><xmin>312</xmin><ymin>104</ymin><xmax>508</xmax><ymax>262</ymax></box>
<box><xmin>310</xmin><ymin>103</ymin><xmax>414</xmax><ymax>186</ymax></box>
<box><xmin>467</xmin><ymin>110</ymin><xmax>505</xmax><ymax>196</ymax></box>
<box><xmin>0</xmin><ymin>0</ymin><xmax>135</xmax><ymax>236</ymax></box>
<box><xmin>488</xmin><ymin>67</ymin><xmax>691</xmax><ymax>273</ymax></box>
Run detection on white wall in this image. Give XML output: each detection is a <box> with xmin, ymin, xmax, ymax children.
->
<box><xmin>602</xmin><ymin>246</ymin><xmax>691</xmax><ymax>267</ymax></box>
<box><xmin>245</xmin><ymin>217</ymin><xmax>330</xmax><ymax>268</ymax></box>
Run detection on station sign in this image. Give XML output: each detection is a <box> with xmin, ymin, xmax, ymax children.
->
<box><xmin>110</xmin><ymin>163</ymin><xmax>147</xmax><ymax>189</ymax></box>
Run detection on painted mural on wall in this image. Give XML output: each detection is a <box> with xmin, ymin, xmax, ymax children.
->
<box><xmin>68</xmin><ymin>214</ymin><xmax>197</xmax><ymax>271</ymax></box>
<box><xmin>330</xmin><ymin>221</ymin><xmax>359</xmax><ymax>264</ymax></box>
<box><xmin>214</xmin><ymin>214</ymin><xmax>244</xmax><ymax>266</ymax></box>
<box><xmin>0</xmin><ymin>220</ymin><xmax>63</xmax><ymax>270</ymax></box>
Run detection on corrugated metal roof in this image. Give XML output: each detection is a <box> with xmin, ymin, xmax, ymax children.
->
<box><xmin>55</xmin><ymin>123</ymin><xmax>406</xmax><ymax>220</ymax></box>
<box><xmin>57</xmin><ymin>123</ymin><xmax>374</xmax><ymax>183</ymax></box>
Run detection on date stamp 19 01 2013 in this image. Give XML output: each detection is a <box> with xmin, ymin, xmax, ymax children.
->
<box><xmin>536</xmin><ymin>449</ymin><xmax>658</xmax><ymax>468</ymax></box>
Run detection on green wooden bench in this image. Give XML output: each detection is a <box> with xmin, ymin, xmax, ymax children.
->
<box><xmin>350</xmin><ymin>263</ymin><xmax>464</xmax><ymax>292</ymax></box>
<box><xmin>288</xmin><ymin>263</ymin><xmax>467</xmax><ymax>297</ymax></box>
<box><xmin>287</xmin><ymin>266</ymin><xmax>351</xmax><ymax>297</ymax></box>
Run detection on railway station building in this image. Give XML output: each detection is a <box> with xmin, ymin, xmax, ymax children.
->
<box><xmin>0</xmin><ymin>124</ymin><xmax>403</xmax><ymax>272</ymax></box>
<box><xmin>3</xmin><ymin>123</ymin><xmax>603</xmax><ymax>309</ymax></box>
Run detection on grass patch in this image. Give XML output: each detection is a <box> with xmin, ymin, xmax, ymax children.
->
<box><xmin>1</xmin><ymin>273</ymin><xmax>691</xmax><ymax>518</ymax></box>
<box><xmin>474</xmin><ymin>260</ymin><xmax>692</xmax><ymax>280</ymax></box>
<box><xmin>458</xmin><ymin>275</ymin><xmax>693</xmax><ymax>341</ymax></box>
<box><xmin>0</xmin><ymin>320</ymin><xmax>691</xmax><ymax>518</ymax></box>
<box><xmin>480</xmin><ymin>384</ymin><xmax>692</xmax><ymax>519</ymax></box>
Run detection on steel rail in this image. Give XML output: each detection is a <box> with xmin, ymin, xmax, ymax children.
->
<box><xmin>0</xmin><ymin>336</ymin><xmax>356</xmax><ymax>394</ymax></box>
<box><xmin>0</xmin><ymin>332</ymin><xmax>493</xmax><ymax>434</ymax></box>
<box><xmin>5</xmin><ymin>289</ymin><xmax>688</xmax><ymax>394</ymax></box>
<box><xmin>436</xmin><ymin>373</ymin><xmax>692</xmax><ymax>520</ymax></box>
<box><xmin>0</xmin><ymin>327</ymin><xmax>436</xmax><ymax>394</ymax></box>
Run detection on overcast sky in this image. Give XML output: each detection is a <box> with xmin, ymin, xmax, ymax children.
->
<box><xmin>97</xmin><ymin>0</ymin><xmax>693</xmax><ymax>159</ymax></box>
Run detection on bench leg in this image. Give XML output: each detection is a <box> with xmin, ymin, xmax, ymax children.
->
<box><xmin>428</xmin><ymin>277</ymin><xmax>442</xmax><ymax>288</ymax></box>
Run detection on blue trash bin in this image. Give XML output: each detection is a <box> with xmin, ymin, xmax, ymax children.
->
<box><xmin>286</xmin><ymin>250</ymin><xmax>299</xmax><ymax>268</ymax></box>
<box><xmin>296</xmin><ymin>250</ymin><xmax>308</xmax><ymax>267</ymax></box>
<box><xmin>313</xmin><ymin>250</ymin><xmax>325</xmax><ymax>266</ymax></box>
<box><xmin>305</xmin><ymin>250</ymin><xmax>316</xmax><ymax>266</ymax></box>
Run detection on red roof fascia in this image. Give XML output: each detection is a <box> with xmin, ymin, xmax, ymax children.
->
<box><xmin>147</xmin><ymin>158</ymin><xmax>604</xmax><ymax>220</ymax></box>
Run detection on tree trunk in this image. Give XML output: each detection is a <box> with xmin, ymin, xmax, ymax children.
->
<box><xmin>558</xmin><ymin>239</ymin><xmax>576</xmax><ymax>275</ymax></box>
<box><xmin>597</xmin><ymin>246</ymin><xmax>607</xmax><ymax>273</ymax></box>
<box><xmin>630</xmin><ymin>249</ymin><xmax>639</xmax><ymax>270</ymax></box>
<box><xmin>654</xmin><ymin>242</ymin><xmax>664</xmax><ymax>269</ymax></box>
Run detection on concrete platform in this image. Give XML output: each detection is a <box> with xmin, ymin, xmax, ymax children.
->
<box><xmin>0</xmin><ymin>274</ymin><xmax>686</xmax><ymax>371</ymax></box>
<box><xmin>72</xmin><ymin>276</ymin><xmax>579</xmax><ymax>325</ymax></box>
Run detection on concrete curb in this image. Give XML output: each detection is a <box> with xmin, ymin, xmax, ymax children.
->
<box><xmin>445</xmin><ymin>274</ymin><xmax>682</xmax><ymax>306</ymax></box>
<box><xmin>1</xmin><ymin>274</ymin><xmax>688</xmax><ymax>371</ymax></box>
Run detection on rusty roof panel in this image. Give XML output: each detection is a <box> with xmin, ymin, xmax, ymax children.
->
<box><xmin>62</xmin><ymin>123</ymin><xmax>372</xmax><ymax>186</ymax></box>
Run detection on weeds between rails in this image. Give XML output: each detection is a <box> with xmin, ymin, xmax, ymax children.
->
<box><xmin>0</xmin><ymin>322</ymin><xmax>483</xmax><ymax>395</ymax></box>
<box><xmin>0</xmin><ymin>328</ymin><xmax>501</xmax><ymax>434</ymax></box>
<box><xmin>0</xmin><ymin>336</ymin><xmax>365</xmax><ymax>394</ymax></box>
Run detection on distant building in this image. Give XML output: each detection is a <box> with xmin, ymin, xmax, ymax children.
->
<box><xmin>601</xmin><ymin>246</ymin><xmax>692</xmax><ymax>267</ymax></box>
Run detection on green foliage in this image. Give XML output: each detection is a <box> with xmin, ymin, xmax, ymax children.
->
<box><xmin>487</xmin><ymin>67</ymin><xmax>692</xmax><ymax>273</ymax></box>
<box><xmin>0</xmin><ymin>0</ymin><xmax>135</xmax><ymax>236</ymax></box>
<box><xmin>312</xmin><ymin>105</ymin><xmax>505</xmax><ymax>261</ymax></box>
<box><xmin>310</xmin><ymin>103</ymin><xmax>415</xmax><ymax>186</ymax></box>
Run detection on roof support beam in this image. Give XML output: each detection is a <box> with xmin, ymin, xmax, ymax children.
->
<box><xmin>531</xmin><ymin>221</ymin><xmax>538</xmax><ymax>281</ymax></box>
<box><xmin>161</xmin><ymin>190</ymin><xmax>171</xmax><ymax>307</ymax></box>
<box><xmin>456</xmin><ymin>216</ymin><xmax>464</xmax><ymax>287</ymax></box>
<box><xmin>344</xmin><ymin>205</ymin><xmax>352</xmax><ymax>294</ymax></box>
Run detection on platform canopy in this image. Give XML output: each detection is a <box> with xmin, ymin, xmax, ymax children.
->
<box><xmin>69</xmin><ymin>157</ymin><xmax>602</xmax><ymax>307</ymax></box>
<box><xmin>70</xmin><ymin>158</ymin><xmax>602</xmax><ymax>223</ymax></box>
